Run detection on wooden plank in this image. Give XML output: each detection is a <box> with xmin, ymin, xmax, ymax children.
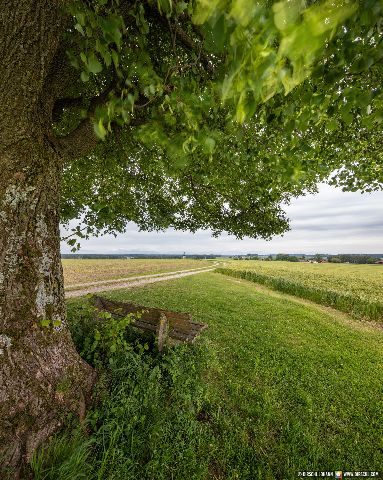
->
<box><xmin>131</xmin><ymin>320</ymin><xmax>158</xmax><ymax>333</ymax></box>
<box><xmin>93</xmin><ymin>296</ymin><xmax>206</xmax><ymax>328</ymax></box>
<box><xmin>93</xmin><ymin>296</ymin><xmax>191</xmax><ymax>319</ymax></box>
<box><xmin>91</xmin><ymin>295</ymin><xmax>207</xmax><ymax>344</ymax></box>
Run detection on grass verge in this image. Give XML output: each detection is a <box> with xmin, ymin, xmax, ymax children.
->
<box><xmin>31</xmin><ymin>273</ymin><xmax>383</xmax><ymax>479</ymax></box>
<box><xmin>216</xmin><ymin>267</ymin><xmax>383</xmax><ymax>321</ymax></box>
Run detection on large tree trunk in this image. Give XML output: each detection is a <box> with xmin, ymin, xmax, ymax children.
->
<box><xmin>0</xmin><ymin>138</ymin><xmax>95</xmax><ymax>478</ymax></box>
<box><xmin>0</xmin><ymin>1</ymin><xmax>95</xmax><ymax>477</ymax></box>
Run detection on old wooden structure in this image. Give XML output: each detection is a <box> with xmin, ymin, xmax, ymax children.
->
<box><xmin>91</xmin><ymin>295</ymin><xmax>208</xmax><ymax>351</ymax></box>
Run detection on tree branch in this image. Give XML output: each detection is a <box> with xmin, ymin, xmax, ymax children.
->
<box><xmin>57</xmin><ymin>118</ymin><xmax>97</xmax><ymax>161</ymax></box>
<box><xmin>56</xmin><ymin>88</ymin><xmax>149</xmax><ymax>161</ymax></box>
<box><xmin>52</xmin><ymin>1</ymin><xmax>216</xmax><ymax>161</ymax></box>
<box><xmin>52</xmin><ymin>97</ymin><xmax>84</xmax><ymax>123</ymax></box>
<box><xmin>172</xmin><ymin>23</ymin><xmax>215</xmax><ymax>73</ymax></box>
<box><xmin>56</xmin><ymin>90</ymin><xmax>111</xmax><ymax>161</ymax></box>
<box><xmin>144</xmin><ymin>2</ymin><xmax>215</xmax><ymax>73</ymax></box>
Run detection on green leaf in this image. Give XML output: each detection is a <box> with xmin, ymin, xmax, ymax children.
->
<box><xmin>157</xmin><ymin>0</ymin><xmax>172</xmax><ymax>15</ymax></box>
<box><xmin>230</xmin><ymin>0</ymin><xmax>259</xmax><ymax>27</ymax></box>
<box><xmin>325</xmin><ymin>119</ymin><xmax>339</xmax><ymax>131</ymax></box>
<box><xmin>103</xmin><ymin>51</ymin><xmax>112</xmax><ymax>67</ymax></box>
<box><xmin>204</xmin><ymin>137</ymin><xmax>216</xmax><ymax>154</ymax></box>
<box><xmin>80</xmin><ymin>52</ymin><xmax>87</xmax><ymax>64</ymax></box>
<box><xmin>111</xmin><ymin>49</ymin><xmax>119</xmax><ymax>69</ymax></box>
<box><xmin>341</xmin><ymin>108</ymin><xmax>353</xmax><ymax>125</ymax></box>
<box><xmin>373</xmin><ymin>108</ymin><xmax>383</xmax><ymax>124</ymax></box>
<box><xmin>97</xmin><ymin>42</ymin><xmax>112</xmax><ymax>67</ymax></box>
<box><xmin>75</xmin><ymin>12</ymin><xmax>86</xmax><ymax>26</ymax></box>
<box><xmin>100</xmin><ymin>17</ymin><xmax>123</xmax><ymax>47</ymax></box>
<box><xmin>176</xmin><ymin>1</ymin><xmax>187</xmax><ymax>14</ymax></box>
<box><xmin>88</xmin><ymin>53</ymin><xmax>103</xmax><ymax>74</ymax></box>
<box><xmin>273</xmin><ymin>0</ymin><xmax>304</xmax><ymax>31</ymax></box>
<box><xmin>74</xmin><ymin>23</ymin><xmax>85</xmax><ymax>36</ymax></box>
<box><xmin>80</xmin><ymin>71</ymin><xmax>89</xmax><ymax>82</ymax></box>
<box><xmin>40</xmin><ymin>319</ymin><xmax>50</xmax><ymax>328</ymax></box>
<box><xmin>193</xmin><ymin>0</ymin><xmax>221</xmax><ymax>25</ymax></box>
<box><xmin>94</xmin><ymin>118</ymin><xmax>107</xmax><ymax>140</ymax></box>
<box><xmin>210</xmin><ymin>14</ymin><xmax>226</xmax><ymax>53</ymax></box>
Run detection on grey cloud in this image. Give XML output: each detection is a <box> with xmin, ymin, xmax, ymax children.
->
<box><xmin>60</xmin><ymin>184</ymin><xmax>383</xmax><ymax>255</ymax></box>
<box><xmin>291</xmin><ymin>218</ymin><xmax>383</xmax><ymax>232</ymax></box>
<box><xmin>287</xmin><ymin>205</ymin><xmax>379</xmax><ymax>221</ymax></box>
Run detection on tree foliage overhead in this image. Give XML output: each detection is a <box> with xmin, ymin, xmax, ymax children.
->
<box><xmin>56</xmin><ymin>0</ymin><xmax>383</xmax><ymax>246</ymax></box>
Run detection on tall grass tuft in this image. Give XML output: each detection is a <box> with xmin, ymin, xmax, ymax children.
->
<box><xmin>30</xmin><ymin>430</ymin><xmax>93</xmax><ymax>480</ymax></box>
<box><xmin>216</xmin><ymin>268</ymin><xmax>383</xmax><ymax>321</ymax></box>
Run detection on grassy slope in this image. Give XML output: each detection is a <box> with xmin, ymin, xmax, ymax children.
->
<box><xmin>86</xmin><ymin>272</ymin><xmax>383</xmax><ymax>478</ymax></box>
<box><xmin>33</xmin><ymin>272</ymin><xmax>383</xmax><ymax>479</ymax></box>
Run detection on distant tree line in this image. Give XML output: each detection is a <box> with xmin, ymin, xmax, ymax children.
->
<box><xmin>328</xmin><ymin>254</ymin><xmax>381</xmax><ymax>264</ymax></box>
<box><xmin>230</xmin><ymin>253</ymin><xmax>382</xmax><ymax>264</ymax></box>
<box><xmin>231</xmin><ymin>254</ymin><xmax>259</xmax><ymax>260</ymax></box>
<box><xmin>275</xmin><ymin>254</ymin><xmax>299</xmax><ymax>262</ymax></box>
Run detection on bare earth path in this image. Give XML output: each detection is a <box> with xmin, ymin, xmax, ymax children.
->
<box><xmin>65</xmin><ymin>267</ymin><xmax>215</xmax><ymax>298</ymax></box>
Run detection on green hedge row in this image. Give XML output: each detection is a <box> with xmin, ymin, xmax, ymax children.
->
<box><xmin>216</xmin><ymin>268</ymin><xmax>383</xmax><ymax>322</ymax></box>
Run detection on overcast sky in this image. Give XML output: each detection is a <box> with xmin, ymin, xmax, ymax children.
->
<box><xmin>60</xmin><ymin>184</ymin><xmax>383</xmax><ymax>255</ymax></box>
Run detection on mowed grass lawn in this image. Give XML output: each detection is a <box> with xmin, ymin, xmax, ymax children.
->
<box><xmin>62</xmin><ymin>258</ymin><xmax>214</xmax><ymax>286</ymax></box>
<box><xmin>60</xmin><ymin>272</ymin><xmax>383</xmax><ymax>479</ymax></box>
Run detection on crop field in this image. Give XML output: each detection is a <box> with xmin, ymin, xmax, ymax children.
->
<box><xmin>218</xmin><ymin>261</ymin><xmax>383</xmax><ymax>321</ymax></box>
<box><xmin>34</xmin><ymin>272</ymin><xmax>383</xmax><ymax>479</ymax></box>
<box><xmin>62</xmin><ymin>258</ymin><xmax>214</xmax><ymax>286</ymax></box>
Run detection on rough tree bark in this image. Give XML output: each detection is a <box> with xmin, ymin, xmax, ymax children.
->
<box><xmin>0</xmin><ymin>1</ymin><xmax>95</xmax><ymax>477</ymax></box>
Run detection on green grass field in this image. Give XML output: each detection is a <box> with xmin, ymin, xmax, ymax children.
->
<box><xmin>219</xmin><ymin>261</ymin><xmax>383</xmax><ymax>321</ymax></box>
<box><xmin>32</xmin><ymin>272</ymin><xmax>383</xmax><ymax>480</ymax></box>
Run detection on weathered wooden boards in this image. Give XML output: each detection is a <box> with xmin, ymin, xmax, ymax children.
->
<box><xmin>91</xmin><ymin>295</ymin><xmax>208</xmax><ymax>351</ymax></box>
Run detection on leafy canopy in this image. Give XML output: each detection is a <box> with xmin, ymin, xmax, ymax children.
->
<box><xmin>56</xmin><ymin>0</ymin><xmax>383</xmax><ymax>247</ymax></box>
